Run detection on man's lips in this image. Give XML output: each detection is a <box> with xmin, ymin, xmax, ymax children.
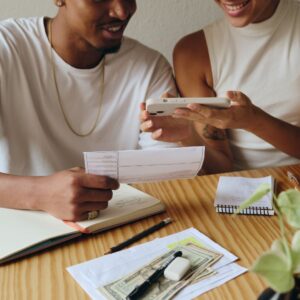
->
<box><xmin>99</xmin><ymin>21</ymin><xmax>128</xmax><ymax>33</ymax></box>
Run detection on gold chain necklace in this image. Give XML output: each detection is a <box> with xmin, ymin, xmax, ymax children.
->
<box><xmin>48</xmin><ymin>19</ymin><xmax>104</xmax><ymax>137</ymax></box>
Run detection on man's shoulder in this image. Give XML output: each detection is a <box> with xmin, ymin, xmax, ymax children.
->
<box><xmin>291</xmin><ymin>0</ymin><xmax>300</xmax><ymax>9</ymax></box>
<box><xmin>0</xmin><ymin>17</ymin><xmax>41</xmax><ymax>44</ymax></box>
<box><xmin>105</xmin><ymin>37</ymin><xmax>173</xmax><ymax>90</ymax></box>
<box><xmin>291</xmin><ymin>0</ymin><xmax>300</xmax><ymax>18</ymax></box>
<box><xmin>0</xmin><ymin>17</ymin><xmax>40</xmax><ymax>33</ymax></box>
<box><xmin>115</xmin><ymin>37</ymin><xmax>168</xmax><ymax>65</ymax></box>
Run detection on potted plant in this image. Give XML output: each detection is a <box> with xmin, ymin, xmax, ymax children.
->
<box><xmin>235</xmin><ymin>184</ymin><xmax>300</xmax><ymax>299</ymax></box>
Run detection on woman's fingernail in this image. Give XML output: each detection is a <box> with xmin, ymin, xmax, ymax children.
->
<box><xmin>187</xmin><ymin>104</ymin><xmax>198</xmax><ymax>110</ymax></box>
<box><xmin>174</xmin><ymin>109</ymin><xmax>186</xmax><ymax>116</ymax></box>
<box><xmin>153</xmin><ymin>128</ymin><xmax>162</xmax><ymax>139</ymax></box>
<box><xmin>146</xmin><ymin>120</ymin><xmax>153</xmax><ymax>128</ymax></box>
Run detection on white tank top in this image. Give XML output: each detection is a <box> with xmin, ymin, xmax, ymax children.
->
<box><xmin>204</xmin><ymin>0</ymin><xmax>300</xmax><ymax>170</ymax></box>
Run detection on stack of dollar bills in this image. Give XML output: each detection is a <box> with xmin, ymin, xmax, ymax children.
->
<box><xmin>99</xmin><ymin>243</ymin><xmax>223</xmax><ymax>300</ymax></box>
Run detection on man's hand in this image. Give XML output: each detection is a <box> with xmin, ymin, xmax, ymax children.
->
<box><xmin>36</xmin><ymin>167</ymin><xmax>119</xmax><ymax>221</ymax></box>
<box><xmin>140</xmin><ymin>93</ymin><xmax>201</xmax><ymax>145</ymax></box>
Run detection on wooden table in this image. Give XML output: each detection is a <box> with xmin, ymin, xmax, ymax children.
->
<box><xmin>1</xmin><ymin>164</ymin><xmax>299</xmax><ymax>300</ymax></box>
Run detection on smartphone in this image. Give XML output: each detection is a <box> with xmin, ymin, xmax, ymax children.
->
<box><xmin>145</xmin><ymin>97</ymin><xmax>231</xmax><ymax>116</ymax></box>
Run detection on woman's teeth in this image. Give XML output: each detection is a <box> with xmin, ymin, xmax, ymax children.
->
<box><xmin>224</xmin><ymin>0</ymin><xmax>249</xmax><ymax>12</ymax></box>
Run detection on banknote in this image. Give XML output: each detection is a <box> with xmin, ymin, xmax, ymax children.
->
<box><xmin>158</xmin><ymin>268</ymin><xmax>218</xmax><ymax>300</ymax></box>
<box><xmin>186</xmin><ymin>243</ymin><xmax>222</xmax><ymax>270</ymax></box>
<box><xmin>192</xmin><ymin>267</ymin><xmax>217</xmax><ymax>282</ymax></box>
<box><xmin>99</xmin><ymin>243</ymin><xmax>222</xmax><ymax>300</ymax></box>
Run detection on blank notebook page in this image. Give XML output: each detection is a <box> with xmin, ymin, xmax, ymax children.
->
<box><xmin>214</xmin><ymin>176</ymin><xmax>275</xmax><ymax>215</ymax></box>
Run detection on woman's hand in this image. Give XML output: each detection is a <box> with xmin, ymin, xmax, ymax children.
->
<box><xmin>173</xmin><ymin>91</ymin><xmax>261</xmax><ymax>131</ymax></box>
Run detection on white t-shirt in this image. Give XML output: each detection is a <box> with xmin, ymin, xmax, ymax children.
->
<box><xmin>0</xmin><ymin>17</ymin><xmax>177</xmax><ymax>176</ymax></box>
<box><xmin>204</xmin><ymin>0</ymin><xmax>300</xmax><ymax>170</ymax></box>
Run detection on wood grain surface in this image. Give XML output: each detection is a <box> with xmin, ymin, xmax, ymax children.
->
<box><xmin>1</xmin><ymin>164</ymin><xmax>299</xmax><ymax>300</ymax></box>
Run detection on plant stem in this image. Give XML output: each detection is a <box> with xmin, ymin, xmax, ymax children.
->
<box><xmin>274</xmin><ymin>194</ymin><xmax>292</xmax><ymax>268</ymax></box>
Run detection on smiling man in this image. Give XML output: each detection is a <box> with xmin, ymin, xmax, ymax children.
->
<box><xmin>0</xmin><ymin>0</ymin><xmax>179</xmax><ymax>221</ymax></box>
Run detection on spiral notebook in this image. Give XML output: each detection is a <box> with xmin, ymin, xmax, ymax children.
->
<box><xmin>214</xmin><ymin>175</ymin><xmax>275</xmax><ymax>216</ymax></box>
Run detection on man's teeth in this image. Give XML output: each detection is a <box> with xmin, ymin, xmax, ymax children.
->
<box><xmin>225</xmin><ymin>0</ymin><xmax>249</xmax><ymax>11</ymax></box>
<box><xmin>106</xmin><ymin>25</ymin><xmax>122</xmax><ymax>32</ymax></box>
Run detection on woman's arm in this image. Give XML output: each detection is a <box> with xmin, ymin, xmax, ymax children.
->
<box><xmin>173</xmin><ymin>30</ymin><xmax>233</xmax><ymax>174</ymax></box>
<box><xmin>186</xmin><ymin>90</ymin><xmax>300</xmax><ymax>159</ymax></box>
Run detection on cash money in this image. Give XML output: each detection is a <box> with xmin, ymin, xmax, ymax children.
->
<box><xmin>99</xmin><ymin>243</ymin><xmax>222</xmax><ymax>300</ymax></box>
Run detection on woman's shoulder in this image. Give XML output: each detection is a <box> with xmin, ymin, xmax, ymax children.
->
<box><xmin>173</xmin><ymin>30</ymin><xmax>206</xmax><ymax>61</ymax></box>
<box><xmin>173</xmin><ymin>29</ymin><xmax>213</xmax><ymax>88</ymax></box>
<box><xmin>174</xmin><ymin>17</ymin><xmax>226</xmax><ymax>58</ymax></box>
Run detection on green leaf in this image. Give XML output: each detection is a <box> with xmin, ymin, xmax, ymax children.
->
<box><xmin>277</xmin><ymin>189</ymin><xmax>300</xmax><ymax>228</ymax></box>
<box><xmin>271</xmin><ymin>239</ymin><xmax>286</xmax><ymax>259</ymax></box>
<box><xmin>234</xmin><ymin>183</ymin><xmax>271</xmax><ymax>214</ymax></box>
<box><xmin>292</xmin><ymin>231</ymin><xmax>300</xmax><ymax>273</ymax></box>
<box><xmin>292</xmin><ymin>250</ymin><xmax>300</xmax><ymax>274</ymax></box>
<box><xmin>292</xmin><ymin>231</ymin><xmax>300</xmax><ymax>252</ymax></box>
<box><xmin>252</xmin><ymin>252</ymin><xmax>294</xmax><ymax>293</ymax></box>
<box><xmin>270</xmin><ymin>239</ymin><xmax>293</xmax><ymax>271</ymax></box>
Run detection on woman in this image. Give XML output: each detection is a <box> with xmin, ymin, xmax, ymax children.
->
<box><xmin>141</xmin><ymin>0</ymin><xmax>300</xmax><ymax>173</ymax></box>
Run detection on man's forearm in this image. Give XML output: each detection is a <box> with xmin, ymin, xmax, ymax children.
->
<box><xmin>0</xmin><ymin>169</ymin><xmax>119</xmax><ymax>221</ymax></box>
<box><xmin>0</xmin><ymin>173</ymin><xmax>42</xmax><ymax>210</ymax></box>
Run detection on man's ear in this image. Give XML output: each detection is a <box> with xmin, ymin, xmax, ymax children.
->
<box><xmin>54</xmin><ymin>0</ymin><xmax>65</xmax><ymax>7</ymax></box>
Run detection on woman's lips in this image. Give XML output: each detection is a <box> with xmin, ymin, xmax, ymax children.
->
<box><xmin>222</xmin><ymin>0</ymin><xmax>250</xmax><ymax>17</ymax></box>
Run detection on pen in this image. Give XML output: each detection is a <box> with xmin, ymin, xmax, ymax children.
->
<box><xmin>126</xmin><ymin>250</ymin><xmax>182</xmax><ymax>300</ymax></box>
<box><xmin>287</xmin><ymin>171</ymin><xmax>300</xmax><ymax>191</ymax></box>
<box><xmin>105</xmin><ymin>218</ymin><xmax>173</xmax><ymax>254</ymax></box>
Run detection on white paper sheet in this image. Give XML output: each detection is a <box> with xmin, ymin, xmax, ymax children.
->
<box><xmin>84</xmin><ymin>147</ymin><xmax>205</xmax><ymax>183</ymax></box>
<box><xmin>214</xmin><ymin>176</ymin><xmax>275</xmax><ymax>215</ymax></box>
<box><xmin>67</xmin><ymin>228</ymin><xmax>247</xmax><ymax>299</ymax></box>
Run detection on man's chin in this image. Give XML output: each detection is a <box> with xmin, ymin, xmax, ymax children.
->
<box><xmin>96</xmin><ymin>40</ymin><xmax>122</xmax><ymax>55</ymax></box>
<box><xmin>102</xmin><ymin>44</ymin><xmax>122</xmax><ymax>55</ymax></box>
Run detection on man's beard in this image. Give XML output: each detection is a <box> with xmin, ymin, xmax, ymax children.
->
<box><xmin>101</xmin><ymin>41</ymin><xmax>122</xmax><ymax>55</ymax></box>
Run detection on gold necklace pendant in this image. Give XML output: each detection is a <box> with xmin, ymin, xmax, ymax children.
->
<box><xmin>47</xmin><ymin>19</ymin><xmax>104</xmax><ymax>137</ymax></box>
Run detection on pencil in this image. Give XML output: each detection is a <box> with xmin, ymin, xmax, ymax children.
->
<box><xmin>287</xmin><ymin>171</ymin><xmax>300</xmax><ymax>191</ymax></box>
<box><xmin>105</xmin><ymin>217</ymin><xmax>173</xmax><ymax>254</ymax></box>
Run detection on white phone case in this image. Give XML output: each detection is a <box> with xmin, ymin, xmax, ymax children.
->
<box><xmin>146</xmin><ymin>97</ymin><xmax>230</xmax><ymax>116</ymax></box>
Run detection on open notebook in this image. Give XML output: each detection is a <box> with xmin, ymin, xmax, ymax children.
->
<box><xmin>0</xmin><ymin>185</ymin><xmax>165</xmax><ymax>264</ymax></box>
<box><xmin>214</xmin><ymin>176</ymin><xmax>275</xmax><ymax>215</ymax></box>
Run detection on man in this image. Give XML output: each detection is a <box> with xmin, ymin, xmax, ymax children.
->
<box><xmin>0</xmin><ymin>0</ymin><xmax>190</xmax><ymax>221</ymax></box>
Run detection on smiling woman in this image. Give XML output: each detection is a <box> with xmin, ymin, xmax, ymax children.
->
<box><xmin>141</xmin><ymin>0</ymin><xmax>300</xmax><ymax>174</ymax></box>
<box><xmin>214</xmin><ymin>0</ymin><xmax>280</xmax><ymax>26</ymax></box>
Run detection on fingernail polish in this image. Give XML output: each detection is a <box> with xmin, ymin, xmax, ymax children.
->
<box><xmin>153</xmin><ymin>128</ymin><xmax>162</xmax><ymax>139</ymax></box>
<box><xmin>146</xmin><ymin>120</ymin><xmax>153</xmax><ymax>128</ymax></box>
<box><xmin>174</xmin><ymin>109</ymin><xmax>185</xmax><ymax>116</ymax></box>
<box><xmin>187</xmin><ymin>104</ymin><xmax>197</xmax><ymax>110</ymax></box>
